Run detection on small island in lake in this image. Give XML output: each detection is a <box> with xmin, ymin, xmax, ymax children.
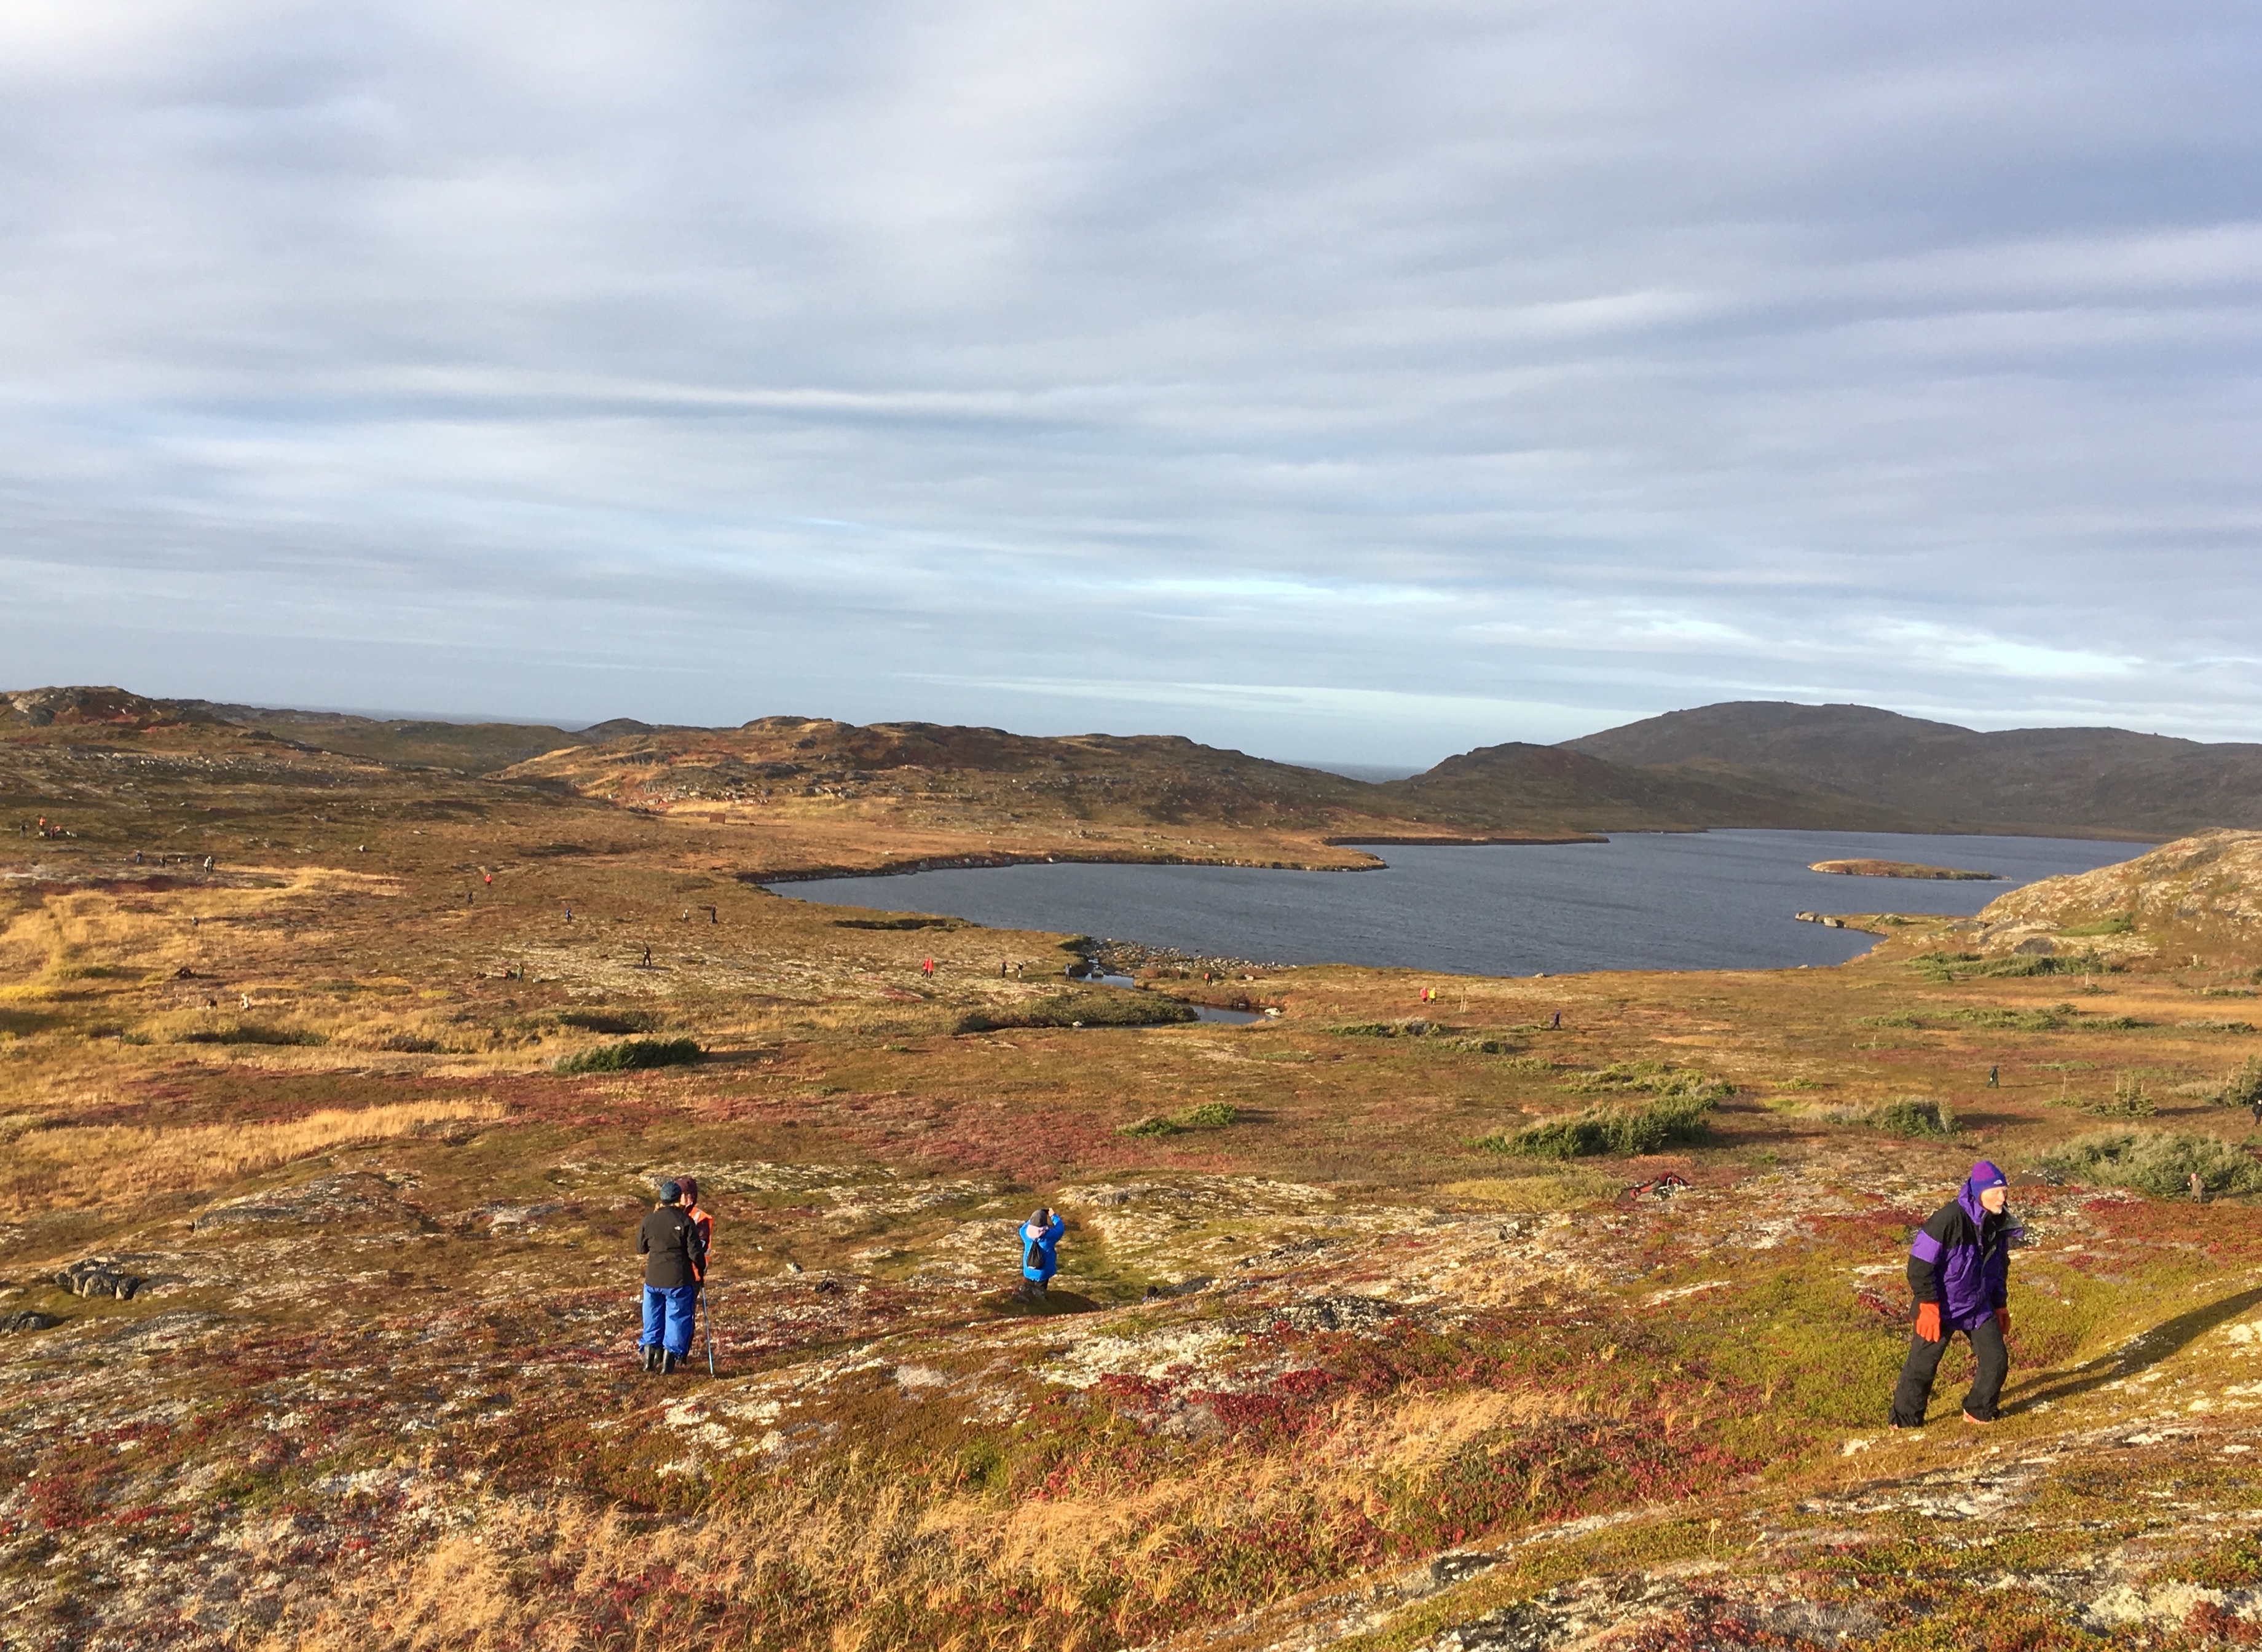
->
<box><xmin>1809</xmin><ymin>857</ymin><xmax>2000</xmax><ymax>880</ymax></box>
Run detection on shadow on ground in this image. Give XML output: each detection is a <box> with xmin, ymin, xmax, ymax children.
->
<box><xmin>2008</xmin><ymin>1284</ymin><xmax>2262</xmax><ymax>1412</ymax></box>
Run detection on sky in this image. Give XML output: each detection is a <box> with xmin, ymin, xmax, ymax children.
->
<box><xmin>3</xmin><ymin>0</ymin><xmax>2259</xmax><ymax>766</ymax></box>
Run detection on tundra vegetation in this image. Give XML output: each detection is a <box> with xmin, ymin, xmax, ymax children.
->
<box><xmin>10</xmin><ymin>691</ymin><xmax>2262</xmax><ymax>1649</ymax></box>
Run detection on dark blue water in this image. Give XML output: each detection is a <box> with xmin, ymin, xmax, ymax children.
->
<box><xmin>768</xmin><ymin>831</ymin><xmax>2145</xmax><ymax>977</ymax></box>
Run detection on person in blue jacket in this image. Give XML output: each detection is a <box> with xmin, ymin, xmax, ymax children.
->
<box><xmin>1890</xmin><ymin>1160</ymin><xmax>2019</xmax><ymax>1427</ymax></box>
<box><xmin>1018</xmin><ymin>1206</ymin><xmax>1064</xmax><ymax>1301</ymax></box>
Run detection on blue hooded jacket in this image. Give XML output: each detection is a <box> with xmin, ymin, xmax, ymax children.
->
<box><xmin>1020</xmin><ymin>1212</ymin><xmax>1064</xmax><ymax>1282</ymax></box>
<box><xmin>1907</xmin><ymin>1161</ymin><xmax>2016</xmax><ymax>1331</ymax></box>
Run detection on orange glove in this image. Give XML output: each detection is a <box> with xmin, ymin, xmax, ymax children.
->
<box><xmin>1915</xmin><ymin>1302</ymin><xmax>1942</xmax><ymax>1342</ymax></box>
<box><xmin>1993</xmin><ymin>1307</ymin><xmax>2011</xmax><ymax>1340</ymax></box>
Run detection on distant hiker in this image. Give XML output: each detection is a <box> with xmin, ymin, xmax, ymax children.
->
<box><xmin>483</xmin><ymin>873</ymin><xmax>493</xmax><ymax>886</ymax></box>
<box><xmin>564</xmin><ymin>907</ymin><xmax>572</xmax><ymax>922</ymax></box>
<box><xmin>1000</xmin><ymin>959</ymin><xmax>1009</xmax><ymax>977</ymax></box>
<box><xmin>134</xmin><ymin>851</ymin><xmax>142</xmax><ymax>865</ymax></box>
<box><xmin>190</xmin><ymin>916</ymin><xmax>200</xmax><ymax>930</ymax></box>
<box><xmin>1551</xmin><ymin>1010</ymin><xmax>1562</xmax><ymax>1029</ymax></box>
<box><xmin>1987</xmin><ymin>1066</ymin><xmax>1999</xmax><ymax>1088</ymax></box>
<box><xmin>202</xmin><ymin>856</ymin><xmax>215</xmax><ymax>873</ymax></box>
<box><xmin>1018</xmin><ymin>1208</ymin><xmax>1064</xmax><ymax>1302</ymax></box>
<box><xmin>1890</xmin><ymin>1161</ymin><xmax>2019</xmax><ymax>1428</ymax></box>
<box><xmin>923</xmin><ymin>958</ymin><xmax>936</xmax><ymax>976</ymax></box>
<box><xmin>466</xmin><ymin>891</ymin><xmax>474</xmax><ymax>907</ymax></box>
<box><xmin>637</xmin><ymin>1179</ymin><xmax>706</xmax><ymax>1374</ymax></box>
<box><xmin>642</xmin><ymin>945</ymin><xmax>652</xmax><ymax>967</ymax></box>
<box><xmin>2192</xmin><ymin>1171</ymin><xmax>2208</xmax><ymax>1203</ymax></box>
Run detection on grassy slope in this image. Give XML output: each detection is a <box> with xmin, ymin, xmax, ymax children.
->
<box><xmin>8</xmin><ymin>723</ymin><xmax>2262</xmax><ymax>1648</ymax></box>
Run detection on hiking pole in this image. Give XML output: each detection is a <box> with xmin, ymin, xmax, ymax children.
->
<box><xmin>703</xmin><ymin>1280</ymin><xmax>715</xmax><ymax>1376</ymax></box>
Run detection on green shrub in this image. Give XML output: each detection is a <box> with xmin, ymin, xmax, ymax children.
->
<box><xmin>1914</xmin><ymin>950</ymin><xmax>2117</xmax><ymax>982</ymax></box>
<box><xmin>1868</xmin><ymin>1097</ymin><xmax>1958</xmax><ymax>1138</ymax></box>
<box><xmin>2060</xmin><ymin>912</ymin><xmax>2137</xmax><ymax>937</ymax></box>
<box><xmin>2092</xmin><ymin>1072</ymin><xmax>2158</xmax><ymax>1119</ymax></box>
<box><xmin>2216</xmin><ymin>1058</ymin><xmax>2262</xmax><ymax>1111</ymax></box>
<box><xmin>553</xmin><ymin>1036</ymin><xmax>703</xmax><ymax>1075</ymax></box>
<box><xmin>1117</xmin><ymin>1101</ymin><xmax>1239</xmax><ymax>1137</ymax></box>
<box><xmin>957</xmin><ymin>993</ymin><xmax>1197</xmax><ymax>1034</ymax></box>
<box><xmin>1332</xmin><ymin>1019</ymin><xmax>1445</xmax><ymax>1039</ymax></box>
<box><xmin>1950</xmin><ymin>1005</ymin><xmax>2069</xmax><ymax>1032</ymax></box>
<box><xmin>1479</xmin><ymin>1092</ymin><xmax>1716</xmax><ymax>1160</ymax></box>
<box><xmin>561</xmin><ymin>1009</ymin><xmax>661</xmax><ymax>1034</ymax></box>
<box><xmin>1562</xmin><ymin>1061</ymin><xmax>1733</xmax><ymax>1104</ymax></box>
<box><xmin>1175</xmin><ymin>1101</ymin><xmax>1238</xmax><ymax>1128</ymax></box>
<box><xmin>2033</xmin><ymin>1130</ymin><xmax>2262</xmax><ymax>1199</ymax></box>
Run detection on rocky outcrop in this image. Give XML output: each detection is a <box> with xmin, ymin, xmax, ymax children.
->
<box><xmin>1950</xmin><ymin>829</ymin><xmax>2262</xmax><ymax>966</ymax></box>
<box><xmin>55</xmin><ymin>1258</ymin><xmax>143</xmax><ymax>1299</ymax></box>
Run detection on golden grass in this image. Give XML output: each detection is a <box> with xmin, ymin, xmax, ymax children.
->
<box><xmin>0</xmin><ymin>1098</ymin><xmax>505</xmax><ymax>1213</ymax></box>
<box><xmin>1438</xmin><ymin>1170</ymin><xmax>1623</xmax><ymax>1210</ymax></box>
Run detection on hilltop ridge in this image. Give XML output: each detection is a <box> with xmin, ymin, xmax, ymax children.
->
<box><xmin>9</xmin><ymin>686</ymin><xmax>2261</xmax><ymax>848</ymax></box>
<box><xmin>1564</xmin><ymin>699</ymin><xmax>2262</xmax><ymax>837</ymax></box>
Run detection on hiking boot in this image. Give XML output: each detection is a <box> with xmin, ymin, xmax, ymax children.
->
<box><xmin>1962</xmin><ymin>1410</ymin><xmax>1994</xmax><ymax>1426</ymax></box>
<box><xmin>640</xmin><ymin>1345</ymin><xmax>658</xmax><ymax>1372</ymax></box>
<box><xmin>661</xmin><ymin>1351</ymin><xmax>679</xmax><ymax>1374</ymax></box>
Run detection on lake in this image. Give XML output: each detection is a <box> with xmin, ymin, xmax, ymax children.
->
<box><xmin>768</xmin><ymin>830</ymin><xmax>2145</xmax><ymax>977</ymax></box>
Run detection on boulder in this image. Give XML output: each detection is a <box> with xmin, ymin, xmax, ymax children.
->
<box><xmin>56</xmin><ymin>1259</ymin><xmax>143</xmax><ymax>1299</ymax></box>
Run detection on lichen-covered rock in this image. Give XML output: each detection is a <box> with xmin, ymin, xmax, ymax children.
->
<box><xmin>56</xmin><ymin>1259</ymin><xmax>143</xmax><ymax>1299</ymax></box>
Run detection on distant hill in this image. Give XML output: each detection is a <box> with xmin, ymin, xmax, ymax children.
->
<box><xmin>497</xmin><ymin>715</ymin><xmax>1400</xmax><ymax>830</ymax></box>
<box><xmin>1564</xmin><ymin>701</ymin><xmax>2262</xmax><ymax>838</ymax></box>
<box><xmin>1376</xmin><ymin>741</ymin><xmax>1918</xmax><ymax>833</ymax></box>
<box><xmin>15</xmin><ymin>685</ymin><xmax>2254</xmax><ymax>844</ymax></box>
<box><xmin>172</xmin><ymin>701</ymin><xmax>596</xmax><ymax>773</ymax></box>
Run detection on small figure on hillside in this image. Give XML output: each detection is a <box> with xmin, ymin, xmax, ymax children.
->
<box><xmin>2191</xmin><ymin>1171</ymin><xmax>2208</xmax><ymax>1203</ymax></box>
<box><xmin>1890</xmin><ymin>1161</ymin><xmax>2020</xmax><ymax>1429</ymax></box>
<box><xmin>203</xmin><ymin>856</ymin><xmax>215</xmax><ymax>873</ymax></box>
<box><xmin>466</xmin><ymin>891</ymin><xmax>474</xmax><ymax>907</ymax></box>
<box><xmin>1017</xmin><ymin>1208</ymin><xmax>1064</xmax><ymax>1303</ymax></box>
<box><xmin>1987</xmin><ymin>1066</ymin><xmax>1999</xmax><ymax>1088</ymax></box>
<box><xmin>564</xmin><ymin>907</ymin><xmax>572</xmax><ymax>922</ymax></box>
<box><xmin>637</xmin><ymin>1180</ymin><xmax>706</xmax><ymax>1374</ymax></box>
<box><xmin>1551</xmin><ymin>1010</ymin><xmax>1562</xmax><ymax>1029</ymax></box>
<box><xmin>1000</xmin><ymin>958</ymin><xmax>1009</xmax><ymax>977</ymax></box>
<box><xmin>922</xmin><ymin>958</ymin><xmax>936</xmax><ymax>976</ymax></box>
<box><xmin>483</xmin><ymin>872</ymin><xmax>493</xmax><ymax>886</ymax></box>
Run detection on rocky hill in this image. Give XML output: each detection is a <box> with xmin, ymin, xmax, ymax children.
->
<box><xmin>1564</xmin><ymin>701</ymin><xmax>2262</xmax><ymax>838</ymax></box>
<box><xmin>1939</xmin><ymin>828</ymin><xmax>2262</xmax><ymax>970</ymax></box>
<box><xmin>1377</xmin><ymin>739</ymin><xmax>1915</xmax><ymax>832</ymax></box>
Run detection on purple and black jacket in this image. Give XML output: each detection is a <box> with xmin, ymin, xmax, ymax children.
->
<box><xmin>1907</xmin><ymin>1161</ymin><xmax>2016</xmax><ymax>1332</ymax></box>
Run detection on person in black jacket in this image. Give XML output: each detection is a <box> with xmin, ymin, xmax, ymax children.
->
<box><xmin>637</xmin><ymin>1179</ymin><xmax>706</xmax><ymax>1374</ymax></box>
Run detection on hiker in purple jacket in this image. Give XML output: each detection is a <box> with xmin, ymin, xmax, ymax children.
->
<box><xmin>1889</xmin><ymin>1160</ymin><xmax>2019</xmax><ymax>1427</ymax></box>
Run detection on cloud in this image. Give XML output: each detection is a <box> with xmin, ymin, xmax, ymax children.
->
<box><xmin>1</xmin><ymin>0</ymin><xmax>2257</xmax><ymax>760</ymax></box>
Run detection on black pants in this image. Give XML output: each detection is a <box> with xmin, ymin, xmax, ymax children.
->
<box><xmin>1890</xmin><ymin>1318</ymin><xmax>2008</xmax><ymax>1425</ymax></box>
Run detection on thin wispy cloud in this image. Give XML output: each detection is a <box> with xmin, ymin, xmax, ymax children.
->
<box><xmin>2</xmin><ymin>0</ymin><xmax>2256</xmax><ymax>760</ymax></box>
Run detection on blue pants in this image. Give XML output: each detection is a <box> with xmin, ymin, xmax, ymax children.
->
<box><xmin>642</xmin><ymin>1285</ymin><xmax>698</xmax><ymax>1356</ymax></box>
